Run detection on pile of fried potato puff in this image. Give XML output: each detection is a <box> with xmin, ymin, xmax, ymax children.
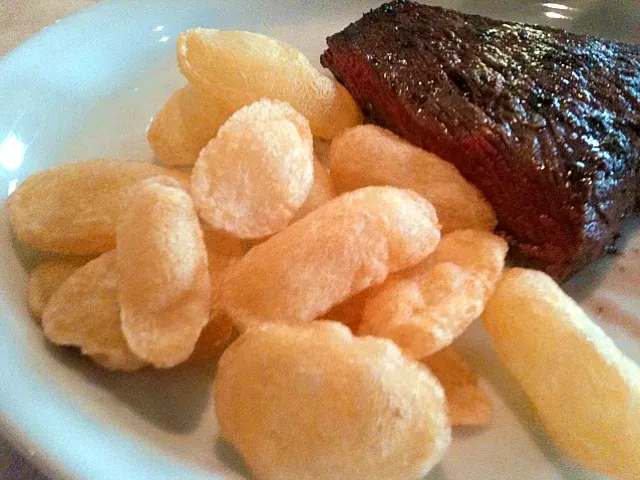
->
<box><xmin>7</xmin><ymin>29</ymin><xmax>639</xmax><ymax>480</ymax></box>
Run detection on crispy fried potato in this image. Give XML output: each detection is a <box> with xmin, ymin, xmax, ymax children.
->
<box><xmin>41</xmin><ymin>251</ymin><xmax>147</xmax><ymax>371</ymax></box>
<box><xmin>177</xmin><ymin>29</ymin><xmax>363</xmax><ymax>140</ymax></box>
<box><xmin>408</xmin><ymin>229</ymin><xmax>507</xmax><ymax>281</ymax></box>
<box><xmin>6</xmin><ymin>159</ymin><xmax>190</xmax><ymax>255</ymax></box>
<box><xmin>215</xmin><ymin>321</ymin><xmax>450</xmax><ymax>480</ymax></box>
<box><xmin>360</xmin><ymin>263</ymin><xmax>488</xmax><ymax>359</ymax></box>
<box><xmin>359</xmin><ymin>230</ymin><xmax>507</xmax><ymax>359</ymax></box>
<box><xmin>147</xmin><ymin>84</ymin><xmax>231</xmax><ymax>166</ymax></box>
<box><xmin>330</xmin><ymin>125</ymin><xmax>497</xmax><ymax>233</ymax></box>
<box><xmin>324</xmin><ymin>289</ymin><xmax>370</xmax><ymax>332</ymax></box>
<box><xmin>482</xmin><ymin>268</ymin><xmax>640</xmax><ymax>478</ymax></box>
<box><xmin>186</xmin><ymin>228</ymin><xmax>246</xmax><ymax>364</ymax></box>
<box><xmin>117</xmin><ymin>176</ymin><xmax>210</xmax><ymax>368</ymax></box>
<box><xmin>191</xmin><ymin>99</ymin><xmax>314</xmax><ymax>238</ymax></box>
<box><xmin>188</xmin><ymin>312</ymin><xmax>233</xmax><ymax>364</ymax></box>
<box><xmin>28</xmin><ymin>258</ymin><xmax>89</xmax><ymax>320</ymax></box>
<box><xmin>221</xmin><ymin>186</ymin><xmax>440</xmax><ymax>331</ymax></box>
<box><xmin>291</xmin><ymin>159</ymin><xmax>336</xmax><ymax>222</ymax></box>
<box><xmin>423</xmin><ymin>347</ymin><xmax>492</xmax><ymax>427</ymax></box>
<box><xmin>202</xmin><ymin>228</ymin><xmax>246</xmax><ymax>313</ymax></box>
<box><xmin>313</xmin><ymin>137</ymin><xmax>331</xmax><ymax>168</ymax></box>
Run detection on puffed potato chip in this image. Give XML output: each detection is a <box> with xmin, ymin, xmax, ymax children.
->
<box><xmin>482</xmin><ymin>268</ymin><xmax>640</xmax><ymax>478</ymax></box>
<box><xmin>330</xmin><ymin>125</ymin><xmax>497</xmax><ymax>233</ymax></box>
<box><xmin>6</xmin><ymin>159</ymin><xmax>190</xmax><ymax>255</ymax></box>
<box><xmin>423</xmin><ymin>347</ymin><xmax>492</xmax><ymax>427</ymax></box>
<box><xmin>313</xmin><ymin>137</ymin><xmax>331</xmax><ymax>168</ymax></box>
<box><xmin>202</xmin><ymin>228</ymin><xmax>246</xmax><ymax>312</ymax></box>
<box><xmin>186</xmin><ymin>228</ymin><xmax>246</xmax><ymax>364</ymax></box>
<box><xmin>147</xmin><ymin>84</ymin><xmax>231</xmax><ymax>166</ymax></box>
<box><xmin>408</xmin><ymin>229</ymin><xmax>508</xmax><ymax>282</ymax></box>
<box><xmin>177</xmin><ymin>29</ymin><xmax>363</xmax><ymax>140</ymax></box>
<box><xmin>117</xmin><ymin>176</ymin><xmax>210</xmax><ymax>368</ymax></box>
<box><xmin>359</xmin><ymin>230</ymin><xmax>507</xmax><ymax>359</ymax></box>
<box><xmin>323</xmin><ymin>289</ymin><xmax>370</xmax><ymax>332</ymax></box>
<box><xmin>41</xmin><ymin>251</ymin><xmax>147</xmax><ymax>371</ymax></box>
<box><xmin>215</xmin><ymin>321</ymin><xmax>450</xmax><ymax>480</ymax></box>
<box><xmin>291</xmin><ymin>159</ymin><xmax>336</xmax><ymax>222</ymax></box>
<box><xmin>28</xmin><ymin>258</ymin><xmax>89</xmax><ymax>320</ymax></box>
<box><xmin>221</xmin><ymin>186</ymin><xmax>440</xmax><ymax>331</ymax></box>
<box><xmin>360</xmin><ymin>263</ymin><xmax>487</xmax><ymax>359</ymax></box>
<box><xmin>191</xmin><ymin>99</ymin><xmax>314</xmax><ymax>239</ymax></box>
<box><xmin>188</xmin><ymin>312</ymin><xmax>233</xmax><ymax>364</ymax></box>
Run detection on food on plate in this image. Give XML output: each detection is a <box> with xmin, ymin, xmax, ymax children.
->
<box><xmin>291</xmin><ymin>158</ymin><xmax>336</xmax><ymax>222</ymax></box>
<box><xmin>482</xmin><ymin>268</ymin><xmax>640</xmax><ymax>478</ymax></box>
<box><xmin>147</xmin><ymin>84</ymin><xmax>231</xmax><ymax>166</ymax></box>
<box><xmin>324</xmin><ymin>288</ymin><xmax>370</xmax><ymax>332</ymax></box>
<box><xmin>221</xmin><ymin>186</ymin><xmax>440</xmax><ymax>331</ymax></box>
<box><xmin>177</xmin><ymin>28</ymin><xmax>363</xmax><ymax>140</ymax></box>
<box><xmin>215</xmin><ymin>321</ymin><xmax>450</xmax><ymax>480</ymax></box>
<box><xmin>423</xmin><ymin>347</ymin><xmax>492</xmax><ymax>427</ymax></box>
<box><xmin>330</xmin><ymin>125</ymin><xmax>496</xmax><ymax>233</ymax></box>
<box><xmin>188</xmin><ymin>312</ymin><xmax>233</xmax><ymax>364</ymax></box>
<box><xmin>27</xmin><ymin>258</ymin><xmax>89</xmax><ymax>320</ymax></box>
<box><xmin>8</xmin><ymin>15</ymin><xmax>639</xmax><ymax>479</ymax></box>
<box><xmin>191</xmin><ymin>99</ymin><xmax>314</xmax><ymax>238</ymax></box>
<box><xmin>202</xmin><ymin>228</ymin><xmax>247</xmax><ymax>314</ymax></box>
<box><xmin>186</xmin><ymin>228</ymin><xmax>247</xmax><ymax>363</ymax></box>
<box><xmin>359</xmin><ymin>230</ymin><xmax>507</xmax><ymax>359</ymax></box>
<box><xmin>116</xmin><ymin>176</ymin><xmax>210</xmax><ymax>368</ymax></box>
<box><xmin>312</xmin><ymin>137</ymin><xmax>331</xmax><ymax>168</ymax></box>
<box><xmin>41</xmin><ymin>251</ymin><xmax>147</xmax><ymax>372</ymax></box>
<box><xmin>321</xmin><ymin>0</ymin><xmax>640</xmax><ymax>280</ymax></box>
<box><xmin>411</xmin><ymin>229</ymin><xmax>508</xmax><ymax>283</ymax></box>
<box><xmin>360</xmin><ymin>263</ymin><xmax>488</xmax><ymax>360</ymax></box>
<box><xmin>6</xmin><ymin>159</ymin><xmax>189</xmax><ymax>255</ymax></box>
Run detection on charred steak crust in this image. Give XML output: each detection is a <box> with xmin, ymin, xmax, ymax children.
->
<box><xmin>321</xmin><ymin>0</ymin><xmax>640</xmax><ymax>280</ymax></box>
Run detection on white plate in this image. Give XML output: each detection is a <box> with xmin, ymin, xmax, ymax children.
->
<box><xmin>1</xmin><ymin>1</ymin><xmax>638</xmax><ymax>479</ymax></box>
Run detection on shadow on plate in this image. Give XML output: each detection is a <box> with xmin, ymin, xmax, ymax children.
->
<box><xmin>43</xmin><ymin>340</ymin><xmax>217</xmax><ymax>434</ymax></box>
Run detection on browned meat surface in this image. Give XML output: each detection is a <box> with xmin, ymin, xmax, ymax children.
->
<box><xmin>321</xmin><ymin>0</ymin><xmax>640</xmax><ymax>280</ymax></box>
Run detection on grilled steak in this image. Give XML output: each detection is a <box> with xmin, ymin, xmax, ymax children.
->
<box><xmin>321</xmin><ymin>0</ymin><xmax>640</xmax><ymax>280</ymax></box>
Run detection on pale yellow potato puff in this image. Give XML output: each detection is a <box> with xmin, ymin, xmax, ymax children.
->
<box><xmin>187</xmin><ymin>228</ymin><xmax>247</xmax><ymax>364</ymax></box>
<box><xmin>220</xmin><ymin>186</ymin><xmax>440</xmax><ymax>331</ymax></box>
<box><xmin>28</xmin><ymin>258</ymin><xmax>89</xmax><ymax>320</ymax></box>
<box><xmin>330</xmin><ymin>124</ymin><xmax>497</xmax><ymax>233</ymax></box>
<box><xmin>215</xmin><ymin>321</ymin><xmax>451</xmax><ymax>480</ymax></box>
<box><xmin>6</xmin><ymin>159</ymin><xmax>189</xmax><ymax>255</ymax></box>
<box><xmin>202</xmin><ymin>228</ymin><xmax>247</xmax><ymax>315</ymax></box>
<box><xmin>361</xmin><ymin>262</ymin><xmax>489</xmax><ymax>359</ymax></box>
<box><xmin>291</xmin><ymin>158</ymin><xmax>336</xmax><ymax>222</ymax></box>
<box><xmin>177</xmin><ymin>28</ymin><xmax>363</xmax><ymax>140</ymax></box>
<box><xmin>191</xmin><ymin>99</ymin><xmax>314</xmax><ymax>239</ymax></box>
<box><xmin>117</xmin><ymin>176</ymin><xmax>210</xmax><ymax>368</ymax></box>
<box><xmin>324</xmin><ymin>288</ymin><xmax>370</xmax><ymax>332</ymax></box>
<box><xmin>423</xmin><ymin>347</ymin><xmax>492</xmax><ymax>427</ymax></box>
<box><xmin>359</xmin><ymin>230</ymin><xmax>507</xmax><ymax>359</ymax></box>
<box><xmin>312</xmin><ymin>137</ymin><xmax>331</xmax><ymax>168</ymax></box>
<box><xmin>483</xmin><ymin>268</ymin><xmax>640</xmax><ymax>479</ymax></box>
<box><xmin>147</xmin><ymin>84</ymin><xmax>231</xmax><ymax>167</ymax></box>
<box><xmin>42</xmin><ymin>251</ymin><xmax>147</xmax><ymax>372</ymax></box>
